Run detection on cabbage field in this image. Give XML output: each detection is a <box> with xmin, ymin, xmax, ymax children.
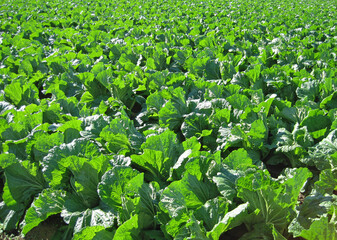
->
<box><xmin>1</xmin><ymin>0</ymin><xmax>337</xmax><ymax>239</ymax></box>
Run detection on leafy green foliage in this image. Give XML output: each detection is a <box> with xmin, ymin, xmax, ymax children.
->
<box><xmin>0</xmin><ymin>0</ymin><xmax>336</xmax><ymax>238</ymax></box>
<box><xmin>22</xmin><ymin>189</ymin><xmax>65</xmax><ymax>234</ymax></box>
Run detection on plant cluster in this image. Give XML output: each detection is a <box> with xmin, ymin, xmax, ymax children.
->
<box><xmin>1</xmin><ymin>0</ymin><xmax>337</xmax><ymax>239</ymax></box>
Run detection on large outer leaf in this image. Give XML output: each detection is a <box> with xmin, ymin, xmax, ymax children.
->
<box><xmin>113</xmin><ymin>214</ymin><xmax>141</xmax><ymax>240</ymax></box>
<box><xmin>131</xmin><ymin>130</ymin><xmax>183</xmax><ymax>182</ymax></box>
<box><xmin>61</xmin><ymin>205</ymin><xmax>116</xmax><ymax>235</ymax></box>
<box><xmin>213</xmin><ymin>148</ymin><xmax>255</xmax><ymax>202</ymax></box>
<box><xmin>3</xmin><ymin>161</ymin><xmax>46</xmax><ymax>207</ymax></box>
<box><xmin>22</xmin><ymin>189</ymin><xmax>65</xmax><ymax>235</ymax></box>
<box><xmin>299</xmin><ymin>215</ymin><xmax>337</xmax><ymax>240</ymax></box>
<box><xmin>208</xmin><ymin>203</ymin><xmax>249</xmax><ymax>240</ymax></box>
<box><xmin>309</xmin><ymin>129</ymin><xmax>337</xmax><ymax>170</ymax></box>
<box><xmin>4</xmin><ymin>82</ymin><xmax>23</xmax><ymax>106</ymax></box>
<box><xmin>30</xmin><ymin>132</ymin><xmax>64</xmax><ymax>162</ymax></box>
<box><xmin>42</xmin><ymin>138</ymin><xmax>101</xmax><ymax>183</ymax></box>
<box><xmin>160</xmin><ymin>174</ymin><xmax>218</xmax><ymax>218</ymax></box>
<box><xmin>73</xmin><ymin>226</ymin><xmax>114</xmax><ymax>240</ymax></box>
<box><xmin>131</xmin><ymin>149</ymin><xmax>166</xmax><ymax>182</ymax></box>
<box><xmin>158</xmin><ymin>88</ymin><xmax>188</xmax><ymax>130</ymax></box>
<box><xmin>99</xmin><ymin>111</ymin><xmax>145</xmax><ymax>154</ymax></box>
<box><xmin>288</xmin><ymin>194</ymin><xmax>334</xmax><ymax>237</ymax></box>
<box><xmin>315</xmin><ymin>169</ymin><xmax>337</xmax><ymax>195</ymax></box>
<box><xmin>237</xmin><ymin>168</ymin><xmax>312</xmax><ymax>232</ymax></box>
<box><xmin>194</xmin><ymin>197</ymin><xmax>229</xmax><ymax>231</ymax></box>
<box><xmin>98</xmin><ymin>166</ymin><xmax>141</xmax><ymax>211</ymax></box>
<box><xmin>141</xmin><ymin>130</ymin><xmax>183</xmax><ymax>162</ymax></box>
<box><xmin>181</xmin><ymin>112</ymin><xmax>210</xmax><ymax>139</ymax></box>
<box><xmin>67</xmin><ymin>157</ymin><xmax>104</xmax><ymax>208</ymax></box>
<box><xmin>80</xmin><ymin>115</ymin><xmax>111</xmax><ymax>138</ymax></box>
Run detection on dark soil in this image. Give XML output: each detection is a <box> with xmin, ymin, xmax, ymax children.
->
<box><xmin>0</xmin><ymin>215</ymin><xmax>66</xmax><ymax>240</ymax></box>
<box><xmin>220</xmin><ymin>224</ymin><xmax>248</xmax><ymax>240</ymax></box>
<box><xmin>25</xmin><ymin>215</ymin><xmax>65</xmax><ymax>240</ymax></box>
